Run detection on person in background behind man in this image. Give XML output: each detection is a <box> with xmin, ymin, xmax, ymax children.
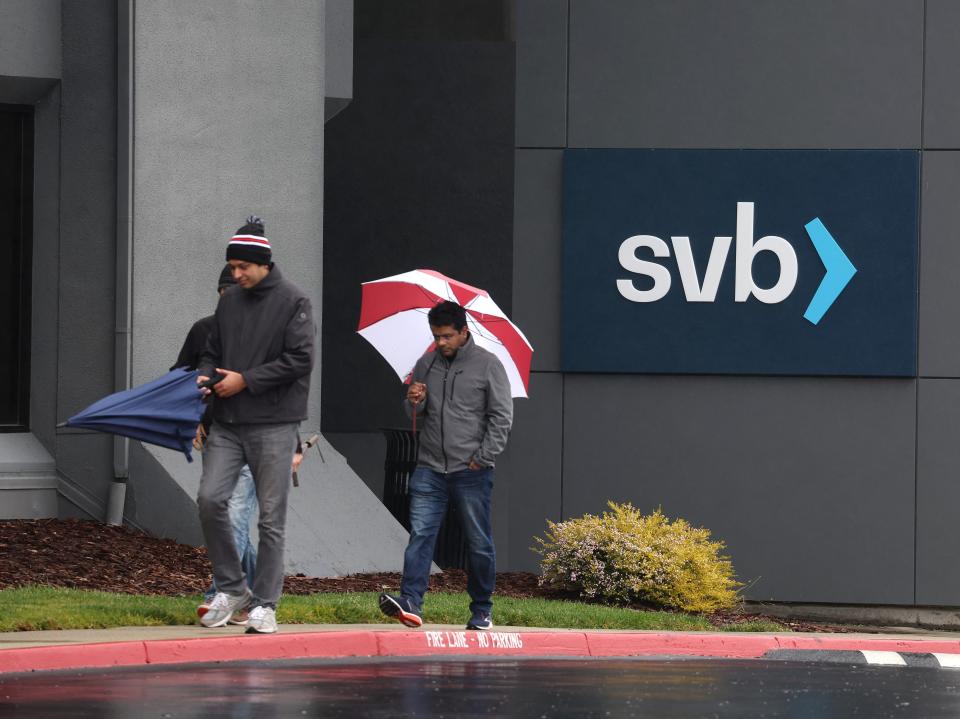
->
<box><xmin>172</xmin><ymin>265</ymin><xmax>258</xmax><ymax>626</ymax></box>
<box><xmin>379</xmin><ymin>300</ymin><xmax>513</xmax><ymax>631</ymax></box>
<box><xmin>197</xmin><ymin>215</ymin><xmax>315</xmax><ymax>635</ymax></box>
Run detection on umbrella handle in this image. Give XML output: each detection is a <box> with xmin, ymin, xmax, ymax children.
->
<box><xmin>303</xmin><ymin>433</ymin><xmax>325</xmax><ymax>463</ymax></box>
<box><xmin>411</xmin><ymin>395</ymin><xmax>419</xmax><ymax>462</ymax></box>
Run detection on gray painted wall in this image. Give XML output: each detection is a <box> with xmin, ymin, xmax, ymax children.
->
<box><xmin>55</xmin><ymin>0</ymin><xmax>119</xmax><ymax>517</ymax></box>
<box><xmin>128</xmin><ymin>436</ymin><xmax>410</xmax><ymax>575</ymax></box>
<box><xmin>0</xmin><ymin>0</ymin><xmax>60</xmax><ymax>463</ymax></box>
<box><xmin>130</xmin><ymin>1</ymin><xmax>325</xmax><ymax>435</ymax></box>
<box><xmin>0</xmin><ymin>0</ymin><xmax>60</xmax><ymax>513</ymax></box>
<box><xmin>7</xmin><ymin>0</ymin><xmax>960</xmax><ymax>604</ymax></box>
<box><xmin>0</xmin><ymin>1</ymin><xmax>412</xmax><ymax>578</ymax></box>
<box><xmin>30</xmin><ymin>84</ymin><xmax>60</xmax><ymax>454</ymax></box>
<box><xmin>121</xmin><ymin>1</ymin><xmax>411</xmax><ymax>571</ymax></box>
<box><xmin>325</xmin><ymin>0</ymin><xmax>354</xmax><ymax>119</ymax></box>
<box><xmin>0</xmin><ymin>0</ymin><xmax>60</xmax><ymax>80</ymax></box>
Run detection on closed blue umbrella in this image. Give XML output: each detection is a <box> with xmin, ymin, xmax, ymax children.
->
<box><xmin>62</xmin><ymin>368</ymin><xmax>206</xmax><ymax>461</ymax></box>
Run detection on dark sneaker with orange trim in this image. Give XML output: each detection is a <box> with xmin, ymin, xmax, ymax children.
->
<box><xmin>378</xmin><ymin>593</ymin><xmax>423</xmax><ymax>628</ymax></box>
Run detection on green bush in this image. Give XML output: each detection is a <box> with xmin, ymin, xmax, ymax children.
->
<box><xmin>534</xmin><ymin>502</ymin><xmax>740</xmax><ymax>612</ymax></box>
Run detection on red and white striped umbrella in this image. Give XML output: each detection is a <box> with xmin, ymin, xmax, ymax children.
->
<box><xmin>357</xmin><ymin>269</ymin><xmax>533</xmax><ymax>398</ymax></box>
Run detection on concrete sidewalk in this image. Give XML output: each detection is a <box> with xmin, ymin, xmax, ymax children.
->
<box><xmin>3</xmin><ymin>623</ymin><xmax>960</xmax><ymax>674</ymax></box>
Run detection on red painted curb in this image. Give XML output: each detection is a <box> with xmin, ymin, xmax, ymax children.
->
<box><xmin>0</xmin><ymin>641</ymin><xmax>147</xmax><ymax>674</ymax></box>
<box><xmin>143</xmin><ymin>631</ymin><xmax>381</xmax><ymax>665</ymax></box>
<box><xmin>586</xmin><ymin>633</ymin><xmax>781</xmax><ymax>658</ymax></box>
<box><xmin>772</xmin><ymin>635</ymin><xmax>960</xmax><ymax>655</ymax></box>
<box><xmin>2</xmin><ymin>630</ymin><xmax>960</xmax><ymax>674</ymax></box>
<box><xmin>377</xmin><ymin>629</ymin><xmax>589</xmax><ymax>657</ymax></box>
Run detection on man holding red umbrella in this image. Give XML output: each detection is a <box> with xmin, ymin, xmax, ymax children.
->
<box><xmin>379</xmin><ymin>300</ymin><xmax>513</xmax><ymax>631</ymax></box>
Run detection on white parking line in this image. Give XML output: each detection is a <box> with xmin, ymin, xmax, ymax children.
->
<box><xmin>860</xmin><ymin>651</ymin><xmax>906</xmax><ymax>666</ymax></box>
<box><xmin>933</xmin><ymin>654</ymin><xmax>960</xmax><ymax>668</ymax></box>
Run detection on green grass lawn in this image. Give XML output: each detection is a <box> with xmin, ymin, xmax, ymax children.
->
<box><xmin>0</xmin><ymin>586</ymin><xmax>785</xmax><ymax>633</ymax></box>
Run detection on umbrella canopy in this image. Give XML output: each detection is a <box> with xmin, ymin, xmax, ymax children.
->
<box><xmin>357</xmin><ymin>269</ymin><xmax>533</xmax><ymax>397</ymax></box>
<box><xmin>64</xmin><ymin>368</ymin><xmax>206</xmax><ymax>461</ymax></box>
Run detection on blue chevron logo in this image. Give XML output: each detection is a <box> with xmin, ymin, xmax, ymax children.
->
<box><xmin>802</xmin><ymin>218</ymin><xmax>857</xmax><ymax>325</ymax></box>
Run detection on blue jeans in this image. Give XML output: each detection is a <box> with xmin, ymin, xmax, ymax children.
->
<box><xmin>400</xmin><ymin>466</ymin><xmax>495</xmax><ymax>615</ymax></box>
<box><xmin>204</xmin><ymin>464</ymin><xmax>258</xmax><ymax>600</ymax></box>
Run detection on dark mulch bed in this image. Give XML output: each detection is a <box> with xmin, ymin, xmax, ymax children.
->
<box><xmin>0</xmin><ymin>519</ymin><xmax>841</xmax><ymax>632</ymax></box>
<box><xmin>0</xmin><ymin>518</ymin><xmax>212</xmax><ymax>596</ymax></box>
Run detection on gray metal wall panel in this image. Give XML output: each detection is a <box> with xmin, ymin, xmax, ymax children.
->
<box><xmin>496</xmin><ymin>372</ymin><xmax>563</xmax><ymax>572</ymax></box>
<box><xmin>514</xmin><ymin>150</ymin><xmax>562</xmax><ymax>372</ymax></box>
<box><xmin>563</xmin><ymin>375</ymin><xmax>916</xmax><ymax>604</ymax></box>
<box><xmin>923</xmin><ymin>1</ymin><xmax>960</xmax><ymax>148</ymax></box>
<box><xmin>567</xmin><ymin>0</ymin><xmax>923</xmax><ymax>149</ymax></box>
<box><xmin>917</xmin><ymin>379</ymin><xmax>960</xmax><ymax>604</ymax></box>
<box><xmin>515</xmin><ymin>0</ymin><xmax>568</xmax><ymax>148</ymax></box>
<box><xmin>0</xmin><ymin>0</ymin><xmax>60</xmax><ymax>79</ymax></box>
<box><xmin>919</xmin><ymin>151</ymin><xmax>960</xmax><ymax>378</ymax></box>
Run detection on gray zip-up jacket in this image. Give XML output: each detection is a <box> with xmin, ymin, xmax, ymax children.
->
<box><xmin>405</xmin><ymin>335</ymin><xmax>513</xmax><ymax>473</ymax></box>
<box><xmin>199</xmin><ymin>265</ymin><xmax>315</xmax><ymax>425</ymax></box>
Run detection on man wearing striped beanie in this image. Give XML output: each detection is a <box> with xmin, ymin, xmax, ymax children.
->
<box><xmin>225</xmin><ymin>215</ymin><xmax>273</xmax><ymax>269</ymax></box>
<box><xmin>196</xmin><ymin>215</ymin><xmax>316</xmax><ymax>635</ymax></box>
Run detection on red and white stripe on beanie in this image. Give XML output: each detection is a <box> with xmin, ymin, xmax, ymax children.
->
<box><xmin>229</xmin><ymin>234</ymin><xmax>272</xmax><ymax>250</ymax></box>
<box><xmin>226</xmin><ymin>215</ymin><xmax>272</xmax><ymax>264</ymax></box>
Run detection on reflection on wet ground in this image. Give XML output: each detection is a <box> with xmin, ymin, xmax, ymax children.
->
<box><xmin>2</xmin><ymin>656</ymin><xmax>960</xmax><ymax>718</ymax></box>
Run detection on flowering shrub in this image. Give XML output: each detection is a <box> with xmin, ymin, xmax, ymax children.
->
<box><xmin>534</xmin><ymin>502</ymin><xmax>740</xmax><ymax>612</ymax></box>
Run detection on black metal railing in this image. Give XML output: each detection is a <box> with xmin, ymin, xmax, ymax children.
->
<box><xmin>381</xmin><ymin>428</ymin><xmax>467</xmax><ymax>569</ymax></box>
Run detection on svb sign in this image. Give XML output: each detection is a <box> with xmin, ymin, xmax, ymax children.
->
<box><xmin>617</xmin><ymin>201</ymin><xmax>854</xmax><ymax>326</ymax></box>
<box><xmin>562</xmin><ymin>150</ymin><xmax>918</xmax><ymax>376</ymax></box>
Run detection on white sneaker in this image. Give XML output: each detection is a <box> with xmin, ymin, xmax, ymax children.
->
<box><xmin>200</xmin><ymin>591</ymin><xmax>251</xmax><ymax>628</ymax></box>
<box><xmin>245</xmin><ymin>605</ymin><xmax>278</xmax><ymax>634</ymax></box>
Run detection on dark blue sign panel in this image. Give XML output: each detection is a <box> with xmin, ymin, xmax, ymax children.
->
<box><xmin>562</xmin><ymin>149</ymin><xmax>919</xmax><ymax>376</ymax></box>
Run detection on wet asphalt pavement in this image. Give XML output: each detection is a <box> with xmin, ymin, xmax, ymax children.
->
<box><xmin>1</xmin><ymin>656</ymin><xmax>959</xmax><ymax>718</ymax></box>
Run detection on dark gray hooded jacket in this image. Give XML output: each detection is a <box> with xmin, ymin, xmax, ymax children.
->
<box><xmin>406</xmin><ymin>335</ymin><xmax>513</xmax><ymax>473</ymax></box>
<box><xmin>199</xmin><ymin>265</ymin><xmax>315</xmax><ymax>425</ymax></box>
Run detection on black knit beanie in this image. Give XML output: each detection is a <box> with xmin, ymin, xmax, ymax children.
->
<box><xmin>226</xmin><ymin>215</ymin><xmax>272</xmax><ymax>265</ymax></box>
<box><xmin>217</xmin><ymin>264</ymin><xmax>237</xmax><ymax>292</ymax></box>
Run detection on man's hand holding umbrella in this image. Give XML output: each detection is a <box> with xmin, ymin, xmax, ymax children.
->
<box><xmin>198</xmin><ymin>369</ymin><xmax>246</xmax><ymax>398</ymax></box>
<box><xmin>406</xmin><ymin>381</ymin><xmax>427</xmax><ymax>406</ymax></box>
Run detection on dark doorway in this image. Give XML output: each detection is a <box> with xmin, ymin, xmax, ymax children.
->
<box><xmin>0</xmin><ymin>107</ymin><xmax>33</xmax><ymax>430</ymax></box>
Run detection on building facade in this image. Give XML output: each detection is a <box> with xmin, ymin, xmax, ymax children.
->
<box><xmin>0</xmin><ymin>0</ymin><xmax>413</xmax><ymax>577</ymax></box>
<box><xmin>3</xmin><ymin>1</ymin><xmax>960</xmax><ymax>608</ymax></box>
<box><xmin>324</xmin><ymin>0</ymin><xmax>960</xmax><ymax>608</ymax></box>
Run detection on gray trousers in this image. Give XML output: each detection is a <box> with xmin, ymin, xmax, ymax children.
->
<box><xmin>198</xmin><ymin>421</ymin><xmax>298</xmax><ymax>607</ymax></box>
